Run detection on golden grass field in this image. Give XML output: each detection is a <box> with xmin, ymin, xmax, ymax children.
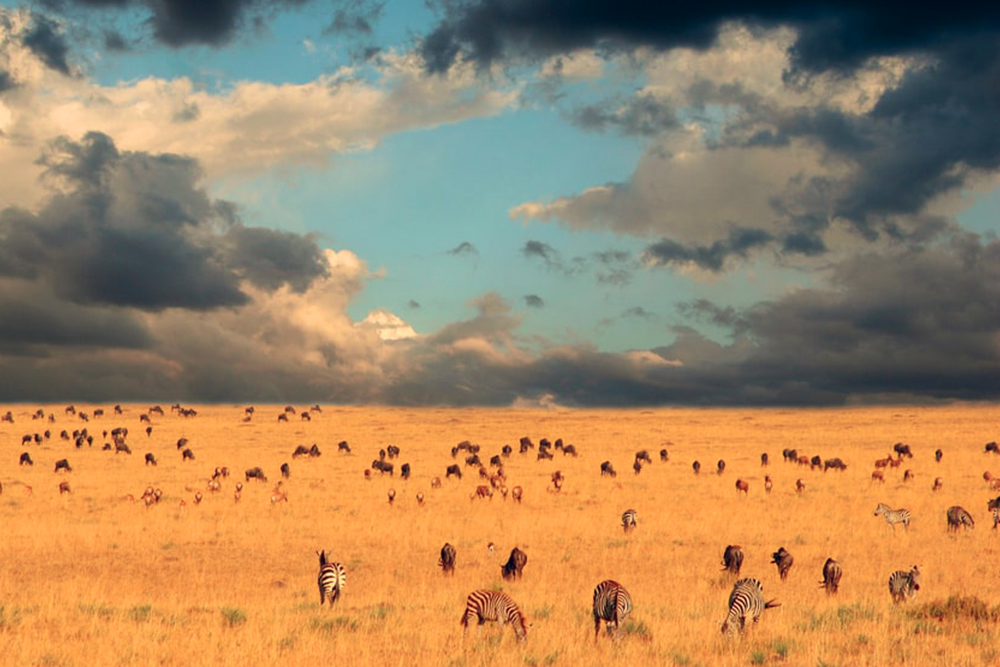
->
<box><xmin>1</xmin><ymin>403</ymin><xmax>999</xmax><ymax>667</ymax></box>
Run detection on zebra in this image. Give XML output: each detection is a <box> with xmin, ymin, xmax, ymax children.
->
<box><xmin>721</xmin><ymin>578</ymin><xmax>780</xmax><ymax>637</ymax></box>
<box><xmin>439</xmin><ymin>542</ymin><xmax>456</xmax><ymax>575</ymax></box>
<box><xmin>460</xmin><ymin>590</ymin><xmax>528</xmax><ymax>642</ymax></box>
<box><xmin>888</xmin><ymin>565</ymin><xmax>921</xmax><ymax>603</ymax></box>
<box><xmin>771</xmin><ymin>547</ymin><xmax>794</xmax><ymax>580</ymax></box>
<box><xmin>592</xmin><ymin>580</ymin><xmax>633</xmax><ymax>639</ymax></box>
<box><xmin>946</xmin><ymin>506</ymin><xmax>974</xmax><ymax>532</ymax></box>
<box><xmin>501</xmin><ymin>547</ymin><xmax>527</xmax><ymax>580</ymax></box>
<box><xmin>820</xmin><ymin>558</ymin><xmax>842</xmax><ymax>594</ymax></box>
<box><xmin>621</xmin><ymin>509</ymin><xmax>637</xmax><ymax>534</ymax></box>
<box><xmin>317</xmin><ymin>551</ymin><xmax>347</xmax><ymax>606</ymax></box>
<box><xmin>722</xmin><ymin>545</ymin><xmax>744</xmax><ymax>576</ymax></box>
<box><xmin>874</xmin><ymin>503</ymin><xmax>911</xmax><ymax>531</ymax></box>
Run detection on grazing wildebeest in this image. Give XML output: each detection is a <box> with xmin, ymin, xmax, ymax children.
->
<box><xmin>772</xmin><ymin>547</ymin><xmax>794</xmax><ymax>580</ymax></box>
<box><xmin>19</xmin><ymin>452</ymin><xmax>33</xmax><ymax>466</ymax></box>
<box><xmin>446</xmin><ymin>464</ymin><xmax>462</xmax><ymax>479</ymax></box>
<box><xmin>281</xmin><ymin>462</ymin><xmax>291</xmax><ymax>478</ymax></box>
<box><xmin>519</xmin><ymin>437</ymin><xmax>534</xmax><ymax>453</ymax></box>
<box><xmin>277</xmin><ymin>413</ymin><xmax>288</xmax><ymax>422</ymax></box>
<box><xmin>182</xmin><ymin>448</ymin><xmax>195</xmax><ymax>461</ymax></box>
<box><xmin>141</xmin><ymin>452</ymin><xmax>157</xmax><ymax>467</ymax></box>
<box><xmin>935</xmin><ymin>449</ymin><xmax>943</xmax><ymax>462</ymax></box>
<box><xmin>176</xmin><ymin>438</ymin><xmax>189</xmax><ymax>450</ymax></box>
<box><xmin>338</xmin><ymin>441</ymin><xmax>351</xmax><ymax>453</ymax></box>
<box><xmin>563</xmin><ymin>444</ymin><xmax>579</xmax><ymax>457</ymax></box>
<box><xmin>489</xmin><ymin>455</ymin><xmax>502</xmax><ymax>467</ymax></box>
<box><xmin>722</xmin><ymin>545</ymin><xmax>744</xmax><ymax>575</ymax></box>
<box><xmin>465</xmin><ymin>454</ymin><xmax>481</xmax><ymax>468</ymax></box>
<box><xmin>538</xmin><ymin>449</ymin><xmax>554</xmax><ymax>461</ymax></box>
<box><xmin>387</xmin><ymin>445</ymin><xmax>400</xmax><ymax>459</ymax></box>
<box><xmin>735</xmin><ymin>479</ymin><xmax>749</xmax><ymax>494</ymax></box>
<box><xmin>659</xmin><ymin>448</ymin><xmax>668</xmax><ymax>462</ymax></box>
<box><xmin>635</xmin><ymin>450</ymin><xmax>652</xmax><ymax>465</ymax></box>
<box><xmin>54</xmin><ymin>459</ymin><xmax>71</xmax><ymax>473</ymax></box>
<box><xmin>292</xmin><ymin>445</ymin><xmax>311</xmax><ymax>458</ymax></box>
<box><xmin>717</xmin><ymin>459</ymin><xmax>726</xmax><ymax>475</ymax></box>
<box><xmin>986</xmin><ymin>442</ymin><xmax>999</xmax><ymax>454</ymax></box>
<box><xmin>246</xmin><ymin>466</ymin><xmax>268</xmax><ymax>482</ymax></box>
<box><xmin>824</xmin><ymin>458</ymin><xmax>847</xmax><ymax>471</ymax></box>
<box><xmin>693</xmin><ymin>460</ymin><xmax>701</xmax><ymax>474</ymax></box>
<box><xmin>401</xmin><ymin>463</ymin><xmax>411</xmax><ymax>480</ymax></box>
<box><xmin>600</xmin><ymin>461</ymin><xmax>617</xmax><ymax>477</ymax></box>
<box><xmin>300</xmin><ymin>411</ymin><xmax>311</xmax><ymax>421</ymax></box>
<box><xmin>501</xmin><ymin>444</ymin><xmax>513</xmax><ymax>457</ymax></box>
<box><xmin>810</xmin><ymin>455</ymin><xmax>823</xmax><ymax>470</ymax></box>
<box><xmin>139</xmin><ymin>414</ymin><xmax>151</xmax><ymax>423</ymax></box>
<box><xmin>871</xmin><ymin>470</ymin><xmax>885</xmax><ymax>483</ymax></box>
<box><xmin>373</xmin><ymin>460</ymin><xmax>394</xmax><ymax>475</ymax></box>
<box><xmin>501</xmin><ymin>547</ymin><xmax>527</xmax><ymax>580</ymax></box>
<box><xmin>115</xmin><ymin>441</ymin><xmax>132</xmax><ymax>455</ymax></box>
<box><xmin>894</xmin><ymin>442</ymin><xmax>913</xmax><ymax>458</ymax></box>
<box><xmin>145</xmin><ymin>426</ymin><xmax>152</xmax><ymax>437</ymax></box>
<box><xmin>633</xmin><ymin>459</ymin><xmax>642</xmax><ymax>475</ymax></box>
<box><xmin>58</xmin><ymin>481</ymin><xmax>71</xmax><ymax>495</ymax></box>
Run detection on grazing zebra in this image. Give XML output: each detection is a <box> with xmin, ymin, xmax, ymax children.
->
<box><xmin>317</xmin><ymin>551</ymin><xmax>347</xmax><ymax>606</ymax></box>
<box><xmin>461</xmin><ymin>590</ymin><xmax>528</xmax><ymax>642</ymax></box>
<box><xmin>593</xmin><ymin>580</ymin><xmax>633</xmax><ymax>639</ymax></box>
<box><xmin>721</xmin><ymin>578</ymin><xmax>780</xmax><ymax>637</ymax></box>
<box><xmin>874</xmin><ymin>503</ymin><xmax>911</xmax><ymax>531</ymax></box>
<box><xmin>821</xmin><ymin>558</ymin><xmax>842</xmax><ymax>594</ymax></box>
<box><xmin>946</xmin><ymin>506</ymin><xmax>974</xmax><ymax>532</ymax></box>
<box><xmin>722</xmin><ymin>545</ymin><xmax>744</xmax><ymax>575</ymax></box>
<box><xmin>771</xmin><ymin>547</ymin><xmax>794</xmax><ymax>580</ymax></box>
<box><xmin>501</xmin><ymin>547</ymin><xmax>527</xmax><ymax>580</ymax></box>
<box><xmin>888</xmin><ymin>566</ymin><xmax>921</xmax><ymax>603</ymax></box>
<box><xmin>621</xmin><ymin>509</ymin><xmax>637</xmax><ymax>534</ymax></box>
<box><xmin>439</xmin><ymin>542</ymin><xmax>456</xmax><ymax>575</ymax></box>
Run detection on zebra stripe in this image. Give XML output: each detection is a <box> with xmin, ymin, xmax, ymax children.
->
<box><xmin>592</xmin><ymin>580</ymin><xmax>633</xmax><ymax>639</ymax></box>
<box><xmin>946</xmin><ymin>506</ymin><xmax>974</xmax><ymax>531</ymax></box>
<box><xmin>460</xmin><ymin>590</ymin><xmax>528</xmax><ymax>642</ymax></box>
<box><xmin>874</xmin><ymin>503</ymin><xmax>911</xmax><ymax>531</ymax></box>
<box><xmin>888</xmin><ymin>565</ymin><xmax>921</xmax><ymax>603</ymax></box>
<box><xmin>621</xmin><ymin>509</ymin><xmax>637</xmax><ymax>534</ymax></box>
<box><xmin>721</xmin><ymin>578</ymin><xmax>780</xmax><ymax>637</ymax></box>
<box><xmin>317</xmin><ymin>550</ymin><xmax>347</xmax><ymax>606</ymax></box>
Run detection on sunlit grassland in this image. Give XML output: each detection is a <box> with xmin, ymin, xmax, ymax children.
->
<box><xmin>0</xmin><ymin>404</ymin><xmax>998</xmax><ymax>666</ymax></box>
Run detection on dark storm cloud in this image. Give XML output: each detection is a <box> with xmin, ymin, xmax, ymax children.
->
<box><xmin>524</xmin><ymin>294</ymin><xmax>543</xmax><ymax>308</ymax></box>
<box><xmin>22</xmin><ymin>13</ymin><xmax>73</xmax><ymax>75</ymax></box>
<box><xmin>0</xmin><ymin>69</ymin><xmax>16</xmax><ymax>93</ymax></box>
<box><xmin>325</xmin><ymin>0</ymin><xmax>384</xmax><ymax>36</ymax></box>
<box><xmin>420</xmin><ymin>1</ymin><xmax>1000</xmax><ymax>74</ymax></box>
<box><xmin>677</xmin><ymin>299</ymin><xmax>749</xmax><ymax>335</ymax></box>
<box><xmin>643</xmin><ymin>227</ymin><xmax>773</xmax><ymax>272</ymax></box>
<box><xmin>521</xmin><ymin>239</ymin><xmax>556</xmax><ymax>264</ymax></box>
<box><xmin>408</xmin><ymin>299</ymin><xmax>421</xmax><ymax>309</ymax></box>
<box><xmin>447</xmin><ymin>241</ymin><xmax>478</xmax><ymax>256</ymax></box>
<box><xmin>0</xmin><ymin>131</ymin><xmax>326</xmax><ymax>310</ymax></box>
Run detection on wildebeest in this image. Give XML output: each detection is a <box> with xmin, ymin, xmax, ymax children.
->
<box><xmin>176</xmin><ymin>438</ymin><xmax>189</xmax><ymax>450</ymax></box>
<box><xmin>387</xmin><ymin>445</ymin><xmax>400</xmax><ymax>459</ymax></box>
<box><xmin>986</xmin><ymin>441</ymin><xmax>999</xmax><ymax>454</ymax></box>
<box><xmin>439</xmin><ymin>542</ymin><xmax>456</xmax><ymax>575</ymax></box>
<box><xmin>400</xmin><ymin>463</ymin><xmax>411</xmax><ymax>480</ymax></box>
<box><xmin>600</xmin><ymin>461</ymin><xmax>617</xmax><ymax>477</ymax></box>
<box><xmin>277</xmin><ymin>413</ymin><xmax>288</xmax><ymax>422</ymax></box>
<box><xmin>632</xmin><ymin>460</ymin><xmax>642</xmax><ymax>475</ymax></box>
<box><xmin>489</xmin><ymin>455</ymin><xmax>502</xmax><ymax>467</ymax></box>
<box><xmin>519</xmin><ymin>437</ymin><xmax>534</xmax><ymax>453</ymax></box>
<box><xmin>935</xmin><ymin>449</ymin><xmax>943</xmax><ymax>462</ymax></box>
<box><xmin>19</xmin><ymin>451</ymin><xmax>33</xmax><ymax>466</ymax></box>
<box><xmin>810</xmin><ymin>455</ymin><xmax>822</xmax><ymax>470</ymax></box>
<box><xmin>782</xmin><ymin>448</ymin><xmax>798</xmax><ymax>462</ymax></box>
<box><xmin>281</xmin><ymin>462</ymin><xmax>291</xmax><ymax>478</ymax></box>
<box><xmin>824</xmin><ymin>458</ymin><xmax>847</xmax><ymax>472</ymax></box>
<box><xmin>563</xmin><ymin>444</ymin><xmax>579</xmax><ymax>457</ymax></box>
<box><xmin>292</xmin><ymin>445</ymin><xmax>311</xmax><ymax>458</ymax></box>
<box><xmin>465</xmin><ymin>454</ymin><xmax>482</xmax><ymax>467</ymax></box>
<box><xmin>54</xmin><ymin>458</ymin><xmax>72</xmax><ymax>473</ymax></box>
<box><xmin>893</xmin><ymin>442</ymin><xmax>913</xmax><ymax>458</ymax></box>
<box><xmin>717</xmin><ymin>459</ymin><xmax>726</xmax><ymax>475</ymax></box>
<box><xmin>58</xmin><ymin>481</ymin><xmax>71</xmax><ymax>495</ymax></box>
<box><xmin>181</xmin><ymin>448</ymin><xmax>195</xmax><ymax>461</ymax></box>
<box><xmin>659</xmin><ymin>448</ymin><xmax>668</xmax><ymax>462</ymax></box>
<box><xmin>501</xmin><ymin>444</ymin><xmax>513</xmax><ymax>457</ymax></box>
<box><xmin>308</xmin><ymin>443</ymin><xmax>322</xmax><ymax>457</ymax></box>
<box><xmin>538</xmin><ymin>449</ymin><xmax>554</xmax><ymax>461</ymax></box>
<box><xmin>501</xmin><ymin>547</ymin><xmax>527</xmax><ymax>580</ymax></box>
<box><xmin>635</xmin><ymin>450</ymin><xmax>652</xmax><ymax>465</ymax></box>
<box><xmin>300</xmin><ymin>411</ymin><xmax>311</xmax><ymax>421</ymax></box>
<box><xmin>446</xmin><ymin>464</ymin><xmax>462</xmax><ymax>479</ymax></box>
<box><xmin>772</xmin><ymin>547</ymin><xmax>794</xmax><ymax>580</ymax></box>
<box><xmin>735</xmin><ymin>479</ymin><xmax>749</xmax><ymax>494</ymax></box>
<box><xmin>338</xmin><ymin>440</ymin><xmax>351</xmax><ymax>453</ymax></box>
<box><xmin>693</xmin><ymin>460</ymin><xmax>701</xmax><ymax>474</ymax></box>
<box><xmin>372</xmin><ymin>460</ymin><xmax>394</xmax><ymax>475</ymax></box>
<box><xmin>722</xmin><ymin>544</ymin><xmax>744</xmax><ymax>575</ymax></box>
<box><xmin>246</xmin><ymin>466</ymin><xmax>268</xmax><ymax>482</ymax></box>
<box><xmin>821</xmin><ymin>558</ymin><xmax>842</xmax><ymax>594</ymax></box>
<box><xmin>760</xmin><ymin>452</ymin><xmax>769</xmax><ymax>466</ymax></box>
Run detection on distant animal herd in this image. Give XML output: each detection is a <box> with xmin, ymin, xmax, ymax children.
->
<box><xmin>2</xmin><ymin>404</ymin><xmax>999</xmax><ymax>643</ymax></box>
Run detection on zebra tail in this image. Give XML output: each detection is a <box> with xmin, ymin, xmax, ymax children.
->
<box><xmin>764</xmin><ymin>599</ymin><xmax>781</xmax><ymax>609</ymax></box>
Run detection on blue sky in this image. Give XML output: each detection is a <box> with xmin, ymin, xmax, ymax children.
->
<box><xmin>0</xmin><ymin>1</ymin><xmax>998</xmax><ymax>405</ymax></box>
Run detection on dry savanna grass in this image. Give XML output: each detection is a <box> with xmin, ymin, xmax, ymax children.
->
<box><xmin>1</xmin><ymin>403</ymin><xmax>999</xmax><ymax>667</ymax></box>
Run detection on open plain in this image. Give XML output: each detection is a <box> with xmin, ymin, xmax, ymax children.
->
<box><xmin>0</xmin><ymin>403</ymin><xmax>998</xmax><ymax>667</ymax></box>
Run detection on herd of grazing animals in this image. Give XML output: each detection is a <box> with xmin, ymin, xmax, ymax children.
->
<box><xmin>5</xmin><ymin>404</ymin><xmax>1000</xmax><ymax>652</ymax></box>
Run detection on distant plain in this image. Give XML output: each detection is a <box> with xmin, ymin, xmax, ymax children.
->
<box><xmin>0</xmin><ymin>403</ymin><xmax>998</xmax><ymax>667</ymax></box>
